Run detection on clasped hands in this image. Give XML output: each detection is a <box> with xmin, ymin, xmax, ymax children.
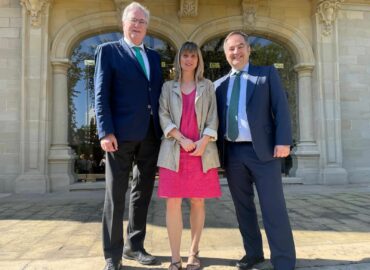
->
<box><xmin>178</xmin><ymin>136</ymin><xmax>210</xmax><ymax>156</ymax></box>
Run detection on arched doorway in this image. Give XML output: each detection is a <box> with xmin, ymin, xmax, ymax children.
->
<box><xmin>201</xmin><ymin>35</ymin><xmax>298</xmax><ymax>176</ymax></box>
<box><xmin>68</xmin><ymin>32</ymin><xmax>176</xmax><ymax>182</ymax></box>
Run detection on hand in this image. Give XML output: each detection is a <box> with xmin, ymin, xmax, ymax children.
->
<box><xmin>190</xmin><ymin>136</ymin><xmax>210</xmax><ymax>156</ymax></box>
<box><xmin>100</xmin><ymin>134</ymin><xmax>118</xmax><ymax>152</ymax></box>
<box><xmin>179</xmin><ymin>137</ymin><xmax>196</xmax><ymax>152</ymax></box>
<box><xmin>273</xmin><ymin>145</ymin><xmax>290</xmax><ymax>158</ymax></box>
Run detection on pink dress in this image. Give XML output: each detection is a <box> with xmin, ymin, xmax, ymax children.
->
<box><xmin>158</xmin><ymin>89</ymin><xmax>221</xmax><ymax>198</ymax></box>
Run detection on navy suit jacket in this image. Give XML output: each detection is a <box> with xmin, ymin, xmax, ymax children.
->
<box><xmin>215</xmin><ymin>64</ymin><xmax>292</xmax><ymax>166</ymax></box>
<box><xmin>94</xmin><ymin>38</ymin><xmax>163</xmax><ymax>141</ymax></box>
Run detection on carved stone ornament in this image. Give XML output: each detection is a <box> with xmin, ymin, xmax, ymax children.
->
<box><xmin>242</xmin><ymin>0</ymin><xmax>257</xmax><ymax>30</ymax></box>
<box><xmin>178</xmin><ymin>0</ymin><xmax>198</xmax><ymax>18</ymax></box>
<box><xmin>316</xmin><ymin>0</ymin><xmax>344</xmax><ymax>36</ymax></box>
<box><xmin>114</xmin><ymin>0</ymin><xmax>131</xmax><ymax>19</ymax></box>
<box><xmin>20</xmin><ymin>0</ymin><xmax>52</xmax><ymax>27</ymax></box>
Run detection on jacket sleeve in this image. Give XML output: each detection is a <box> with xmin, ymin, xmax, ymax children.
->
<box><xmin>158</xmin><ymin>82</ymin><xmax>177</xmax><ymax>138</ymax></box>
<box><xmin>269</xmin><ymin>66</ymin><xmax>293</xmax><ymax>146</ymax></box>
<box><xmin>202</xmin><ymin>80</ymin><xmax>218</xmax><ymax>141</ymax></box>
<box><xmin>94</xmin><ymin>44</ymin><xmax>114</xmax><ymax>139</ymax></box>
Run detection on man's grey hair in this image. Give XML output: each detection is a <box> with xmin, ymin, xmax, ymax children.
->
<box><xmin>223</xmin><ymin>31</ymin><xmax>250</xmax><ymax>50</ymax></box>
<box><xmin>122</xmin><ymin>2</ymin><xmax>150</xmax><ymax>23</ymax></box>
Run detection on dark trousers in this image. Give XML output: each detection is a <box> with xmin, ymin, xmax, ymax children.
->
<box><xmin>225</xmin><ymin>142</ymin><xmax>296</xmax><ymax>270</ymax></box>
<box><xmin>102</xmin><ymin>119</ymin><xmax>160</xmax><ymax>262</ymax></box>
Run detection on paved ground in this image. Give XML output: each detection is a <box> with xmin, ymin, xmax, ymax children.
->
<box><xmin>0</xmin><ymin>181</ymin><xmax>370</xmax><ymax>270</ymax></box>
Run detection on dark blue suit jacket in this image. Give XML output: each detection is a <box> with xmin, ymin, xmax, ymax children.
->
<box><xmin>94</xmin><ymin>38</ymin><xmax>163</xmax><ymax>141</ymax></box>
<box><xmin>215</xmin><ymin>64</ymin><xmax>292</xmax><ymax>165</ymax></box>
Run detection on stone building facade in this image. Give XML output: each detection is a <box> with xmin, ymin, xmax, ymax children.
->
<box><xmin>0</xmin><ymin>0</ymin><xmax>369</xmax><ymax>193</ymax></box>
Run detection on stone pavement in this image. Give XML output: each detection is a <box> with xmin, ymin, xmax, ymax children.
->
<box><xmin>0</xmin><ymin>182</ymin><xmax>370</xmax><ymax>270</ymax></box>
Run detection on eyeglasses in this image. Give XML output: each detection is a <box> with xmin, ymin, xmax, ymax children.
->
<box><xmin>128</xmin><ymin>18</ymin><xmax>147</xmax><ymax>26</ymax></box>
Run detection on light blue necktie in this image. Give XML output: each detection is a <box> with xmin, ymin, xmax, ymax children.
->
<box><xmin>227</xmin><ymin>71</ymin><xmax>242</xmax><ymax>141</ymax></box>
<box><xmin>133</xmin><ymin>46</ymin><xmax>148</xmax><ymax>79</ymax></box>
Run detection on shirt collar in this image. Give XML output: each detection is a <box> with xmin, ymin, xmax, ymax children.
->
<box><xmin>124</xmin><ymin>37</ymin><xmax>145</xmax><ymax>51</ymax></box>
<box><xmin>231</xmin><ymin>63</ymin><xmax>249</xmax><ymax>76</ymax></box>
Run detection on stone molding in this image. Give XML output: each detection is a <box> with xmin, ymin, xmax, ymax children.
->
<box><xmin>294</xmin><ymin>64</ymin><xmax>314</xmax><ymax>76</ymax></box>
<box><xmin>51</xmin><ymin>59</ymin><xmax>71</xmax><ymax>75</ymax></box>
<box><xmin>313</xmin><ymin>1</ymin><xmax>348</xmax><ymax>183</ymax></box>
<box><xmin>190</xmin><ymin>16</ymin><xmax>315</xmax><ymax>65</ymax></box>
<box><xmin>51</xmin><ymin>12</ymin><xmax>187</xmax><ymax>59</ymax></box>
<box><xmin>178</xmin><ymin>0</ymin><xmax>198</xmax><ymax>18</ymax></box>
<box><xmin>316</xmin><ymin>0</ymin><xmax>344</xmax><ymax>36</ymax></box>
<box><xmin>20</xmin><ymin>0</ymin><xmax>53</xmax><ymax>28</ymax></box>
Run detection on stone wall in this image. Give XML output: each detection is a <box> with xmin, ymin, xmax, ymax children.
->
<box><xmin>1</xmin><ymin>0</ymin><xmax>370</xmax><ymax>192</ymax></box>
<box><xmin>0</xmin><ymin>0</ymin><xmax>21</xmax><ymax>192</ymax></box>
<box><xmin>339</xmin><ymin>4</ymin><xmax>370</xmax><ymax>183</ymax></box>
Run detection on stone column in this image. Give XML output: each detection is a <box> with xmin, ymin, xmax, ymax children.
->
<box><xmin>15</xmin><ymin>0</ymin><xmax>53</xmax><ymax>193</ymax></box>
<box><xmin>291</xmin><ymin>64</ymin><xmax>320</xmax><ymax>184</ymax></box>
<box><xmin>48</xmin><ymin>59</ymin><xmax>75</xmax><ymax>191</ymax></box>
<box><xmin>313</xmin><ymin>0</ymin><xmax>347</xmax><ymax>184</ymax></box>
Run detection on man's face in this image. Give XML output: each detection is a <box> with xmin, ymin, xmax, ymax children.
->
<box><xmin>224</xmin><ymin>34</ymin><xmax>251</xmax><ymax>70</ymax></box>
<box><xmin>122</xmin><ymin>8</ymin><xmax>148</xmax><ymax>45</ymax></box>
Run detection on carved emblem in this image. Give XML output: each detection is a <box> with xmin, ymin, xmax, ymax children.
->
<box><xmin>179</xmin><ymin>0</ymin><xmax>198</xmax><ymax>18</ymax></box>
<box><xmin>114</xmin><ymin>0</ymin><xmax>131</xmax><ymax>18</ymax></box>
<box><xmin>241</xmin><ymin>0</ymin><xmax>269</xmax><ymax>30</ymax></box>
<box><xmin>20</xmin><ymin>0</ymin><xmax>52</xmax><ymax>28</ymax></box>
<box><xmin>317</xmin><ymin>0</ymin><xmax>344</xmax><ymax>36</ymax></box>
<box><xmin>242</xmin><ymin>0</ymin><xmax>257</xmax><ymax>30</ymax></box>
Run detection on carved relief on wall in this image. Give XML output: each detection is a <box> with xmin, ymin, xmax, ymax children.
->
<box><xmin>178</xmin><ymin>0</ymin><xmax>198</xmax><ymax>18</ymax></box>
<box><xmin>316</xmin><ymin>0</ymin><xmax>344</xmax><ymax>36</ymax></box>
<box><xmin>241</xmin><ymin>0</ymin><xmax>269</xmax><ymax>30</ymax></box>
<box><xmin>114</xmin><ymin>0</ymin><xmax>131</xmax><ymax>18</ymax></box>
<box><xmin>20</xmin><ymin>0</ymin><xmax>52</xmax><ymax>28</ymax></box>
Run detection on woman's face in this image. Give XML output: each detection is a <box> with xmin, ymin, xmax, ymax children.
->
<box><xmin>180</xmin><ymin>50</ymin><xmax>198</xmax><ymax>72</ymax></box>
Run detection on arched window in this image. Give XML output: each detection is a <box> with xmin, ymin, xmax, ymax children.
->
<box><xmin>68</xmin><ymin>32</ymin><xmax>176</xmax><ymax>182</ymax></box>
<box><xmin>201</xmin><ymin>36</ymin><xmax>298</xmax><ymax>176</ymax></box>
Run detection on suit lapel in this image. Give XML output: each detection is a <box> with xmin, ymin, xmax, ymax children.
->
<box><xmin>246</xmin><ymin>64</ymin><xmax>258</xmax><ymax>106</ymax></box>
<box><xmin>171</xmin><ymin>81</ymin><xmax>182</xmax><ymax>127</ymax></box>
<box><xmin>195</xmin><ymin>80</ymin><xmax>206</xmax><ymax>104</ymax></box>
<box><xmin>119</xmin><ymin>39</ymin><xmax>148</xmax><ymax>81</ymax></box>
<box><xmin>218</xmin><ymin>77</ymin><xmax>230</xmax><ymax>110</ymax></box>
<box><xmin>217</xmin><ymin>76</ymin><xmax>230</xmax><ymax>131</ymax></box>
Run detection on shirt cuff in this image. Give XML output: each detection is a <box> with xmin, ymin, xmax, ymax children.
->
<box><xmin>203</xmin><ymin>128</ymin><xmax>218</xmax><ymax>141</ymax></box>
<box><xmin>163</xmin><ymin>123</ymin><xmax>177</xmax><ymax>138</ymax></box>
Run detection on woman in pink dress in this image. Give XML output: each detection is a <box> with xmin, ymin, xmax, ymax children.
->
<box><xmin>157</xmin><ymin>42</ymin><xmax>221</xmax><ymax>270</ymax></box>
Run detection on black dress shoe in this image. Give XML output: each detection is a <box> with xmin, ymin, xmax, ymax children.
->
<box><xmin>236</xmin><ymin>256</ymin><xmax>265</xmax><ymax>270</ymax></box>
<box><xmin>103</xmin><ymin>259</ymin><xmax>122</xmax><ymax>270</ymax></box>
<box><xmin>122</xmin><ymin>248</ymin><xmax>158</xmax><ymax>265</ymax></box>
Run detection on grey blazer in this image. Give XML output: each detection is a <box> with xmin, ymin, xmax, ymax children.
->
<box><xmin>157</xmin><ymin>78</ymin><xmax>220</xmax><ymax>173</ymax></box>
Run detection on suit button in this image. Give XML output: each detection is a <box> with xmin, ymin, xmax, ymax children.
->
<box><xmin>147</xmin><ymin>105</ymin><xmax>151</xmax><ymax>109</ymax></box>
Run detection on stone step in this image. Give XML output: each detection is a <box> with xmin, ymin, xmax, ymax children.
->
<box><xmin>69</xmin><ymin>177</ymin><xmax>303</xmax><ymax>191</ymax></box>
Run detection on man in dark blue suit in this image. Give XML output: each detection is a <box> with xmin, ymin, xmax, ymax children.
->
<box><xmin>214</xmin><ymin>31</ymin><xmax>296</xmax><ymax>270</ymax></box>
<box><xmin>94</xmin><ymin>2</ymin><xmax>163</xmax><ymax>270</ymax></box>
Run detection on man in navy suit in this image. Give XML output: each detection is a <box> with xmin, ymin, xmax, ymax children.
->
<box><xmin>214</xmin><ymin>31</ymin><xmax>296</xmax><ymax>270</ymax></box>
<box><xmin>94</xmin><ymin>2</ymin><xmax>163</xmax><ymax>270</ymax></box>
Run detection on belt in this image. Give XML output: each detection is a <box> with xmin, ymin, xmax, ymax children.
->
<box><xmin>226</xmin><ymin>140</ymin><xmax>252</xmax><ymax>144</ymax></box>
